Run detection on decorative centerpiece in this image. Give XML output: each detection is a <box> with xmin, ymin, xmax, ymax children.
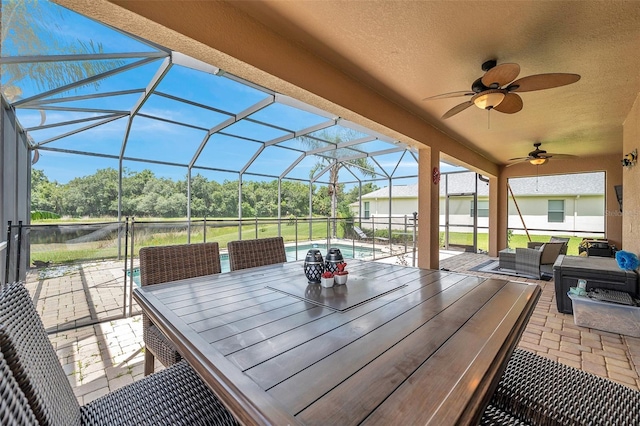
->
<box><xmin>320</xmin><ymin>271</ymin><xmax>334</xmax><ymax>288</ymax></box>
<box><xmin>304</xmin><ymin>249</ymin><xmax>324</xmax><ymax>284</ymax></box>
<box><xmin>325</xmin><ymin>247</ymin><xmax>344</xmax><ymax>274</ymax></box>
<box><xmin>333</xmin><ymin>262</ymin><xmax>348</xmax><ymax>285</ymax></box>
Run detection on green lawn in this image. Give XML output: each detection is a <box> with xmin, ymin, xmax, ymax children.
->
<box><xmin>442</xmin><ymin>232</ymin><xmax>586</xmax><ymax>256</ymax></box>
<box><xmin>30</xmin><ymin>219</ymin><xmax>333</xmax><ymax>265</ymax></box>
<box><xmin>29</xmin><ymin>216</ymin><xmax>592</xmax><ymax>265</ymax></box>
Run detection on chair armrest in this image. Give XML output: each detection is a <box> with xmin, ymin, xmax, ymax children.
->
<box><xmin>527</xmin><ymin>242</ymin><xmax>543</xmax><ymax>250</ymax></box>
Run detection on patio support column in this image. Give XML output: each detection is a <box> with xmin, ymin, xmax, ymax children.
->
<box><xmin>489</xmin><ymin>174</ymin><xmax>504</xmax><ymax>257</ymax></box>
<box><xmin>1</xmin><ymin>98</ymin><xmax>29</xmax><ymax>283</ymax></box>
<box><xmin>417</xmin><ymin>147</ymin><xmax>439</xmax><ymax>269</ymax></box>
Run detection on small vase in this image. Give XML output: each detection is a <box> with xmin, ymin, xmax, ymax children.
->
<box><xmin>320</xmin><ymin>277</ymin><xmax>334</xmax><ymax>288</ymax></box>
<box><xmin>334</xmin><ymin>272</ymin><xmax>348</xmax><ymax>285</ymax></box>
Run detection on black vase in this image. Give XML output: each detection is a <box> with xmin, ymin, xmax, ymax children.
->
<box><xmin>304</xmin><ymin>249</ymin><xmax>324</xmax><ymax>284</ymax></box>
<box><xmin>325</xmin><ymin>247</ymin><xmax>344</xmax><ymax>274</ymax></box>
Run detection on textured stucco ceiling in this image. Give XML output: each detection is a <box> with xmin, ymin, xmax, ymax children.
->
<box><xmin>229</xmin><ymin>0</ymin><xmax>640</xmax><ymax>165</ymax></box>
<box><xmin>59</xmin><ymin>0</ymin><xmax>640</xmax><ymax>168</ymax></box>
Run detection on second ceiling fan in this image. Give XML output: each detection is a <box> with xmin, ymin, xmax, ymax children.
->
<box><xmin>507</xmin><ymin>142</ymin><xmax>576</xmax><ymax>167</ymax></box>
<box><xmin>423</xmin><ymin>59</ymin><xmax>580</xmax><ymax>119</ymax></box>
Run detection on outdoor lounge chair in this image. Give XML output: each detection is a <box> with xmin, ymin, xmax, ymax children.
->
<box><xmin>353</xmin><ymin>225</ymin><xmax>389</xmax><ymax>243</ymax></box>
<box><xmin>227</xmin><ymin>236</ymin><xmax>287</xmax><ymax>271</ymax></box>
<box><xmin>515</xmin><ymin>242</ymin><xmax>565</xmax><ymax>279</ymax></box>
<box><xmin>0</xmin><ymin>281</ymin><xmax>239</xmax><ymax>426</ymax></box>
<box><xmin>139</xmin><ymin>242</ymin><xmax>221</xmax><ymax>375</ymax></box>
<box><xmin>527</xmin><ymin>236</ymin><xmax>570</xmax><ymax>255</ymax></box>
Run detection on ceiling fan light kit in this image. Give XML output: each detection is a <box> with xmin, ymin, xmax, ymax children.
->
<box><xmin>529</xmin><ymin>157</ymin><xmax>548</xmax><ymax>166</ymax></box>
<box><xmin>473</xmin><ymin>90</ymin><xmax>505</xmax><ymax>110</ymax></box>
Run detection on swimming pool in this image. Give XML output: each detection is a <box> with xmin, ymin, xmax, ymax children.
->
<box><xmin>219</xmin><ymin>242</ymin><xmax>380</xmax><ymax>272</ymax></box>
<box><xmin>128</xmin><ymin>242</ymin><xmax>383</xmax><ymax>285</ymax></box>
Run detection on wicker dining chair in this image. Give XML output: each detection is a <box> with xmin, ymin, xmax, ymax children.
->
<box><xmin>0</xmin><ymin>281</ymin><xmax>239</xmax><ymax>426</ymax></box>
<box><xmin>0</xmin><ymin>351</ymin><xmax>39</xmax><ymax>425</ymax></box>
<box><xmin>139</xmin><ymin>242</ymin><xmax>221</xmax><ymax>375</ymax></box>
<box><xmin>227</xmin><ymin>237</ymin><xmax>287</xmax><ymax>271</ymax></box>
<box><xmin>487</xmin><ymin>348</ymin><xmax>640</xmax><ymax>425</ymax></box>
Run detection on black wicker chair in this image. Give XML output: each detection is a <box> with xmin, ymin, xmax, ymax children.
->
<box><xmin>0</xmin><ymin>281</ymin><xmax>238</xmax><ymax>426</ymax></box>
<box><xmin>486</xmin><ymin>348</ymin><xmax>640</xmax><ymax>425</ymax></box>
<box><xmin>139</xmin><ymin>242</ymin><xmax>221</xmax><ymax>375</ymax></box>
<box><xmin>480</xmin><ymin>404</ymin><xmax>529</xmax><ymax>426</ymax></box>
<box><xmin>227</xmin><ymin>237</ymin><xmax>287</xmax><ymax>271</ymax></box>
<box><xmin>0</xmin><ymin>351</ymin><xmax>39</xmax><ymax>425</ymax></box>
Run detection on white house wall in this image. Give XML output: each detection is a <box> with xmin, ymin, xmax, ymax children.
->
<box><xmin>507</xmin><ymin>195</ymin><xmax>604</xmax><ymax>236</ymax></box>
<box><xmin>354</xmin><ymin>192</ymin><xmax>605</xmax><ymax>237</ymax></box>
<box><xmin>440</xmin><ymin>195</ymin><xmax>489</xmax><ymax>233</ymax></box>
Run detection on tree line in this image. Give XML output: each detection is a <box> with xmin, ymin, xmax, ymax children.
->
<box><xmin>31</xmin><ymin>168</ymin><xmax>378</xmax><ymax>219</ymax></box>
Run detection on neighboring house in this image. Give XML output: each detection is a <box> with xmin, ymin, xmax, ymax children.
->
<box><xmin>350</xmin><ymin>171</ymin><xmax>605</xmax><ymax>236</ymax></box>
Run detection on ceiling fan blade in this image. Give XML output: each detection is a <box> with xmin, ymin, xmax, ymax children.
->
<box><xmin>508</xmin><ymin>73</ymin><xmax>581</xmax><ymax>92</ymax></box>
<box><xmin>494</xmin><ymin>92</ymin><xmax>523</xmax><ymax>114</ymax></box>
<box><xmin>442</xmin><ymin>100</ymin><xmax>474</xmax><ymax>119</ymax></box>
<box><xmin>422</xmin><ymin>91</ymin><xmax>474</xmax><ymax>101</ymax></box>
<box><xmin>481</xmin><ymin>63</ymin><xmax>520</xmax><ymax>88</ymax></box>
<box><xmin>543</xmin><ymin>153</ymin><xmax>578</xmax><ymax>159</ymax></box>
<box><xmin>505</xmin><ymin>159</ymin><xmax>529</xmax><ymax>168</ymax></box>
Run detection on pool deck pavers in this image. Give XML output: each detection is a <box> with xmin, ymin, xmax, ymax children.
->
<box><xmin>24</xmin><ymin>250</ymin><xmax>640</xmax><ymax>404</ymax></box>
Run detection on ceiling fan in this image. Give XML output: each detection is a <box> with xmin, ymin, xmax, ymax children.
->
<box><xmin>423</xmin><ymin>59</ymin><xmax>580</xmax><ymax>119</ymax></box>
<box><xmin>506</xmin><ymin>142</ymin><xmax>576</xmax><ymax>167</ymax></box>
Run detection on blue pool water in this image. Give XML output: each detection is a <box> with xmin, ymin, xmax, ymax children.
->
<box><xmin>218</xmin><ymin>243</ymin><xmax>379</xmax><ymax>273</ymax></box>
<box><xmin>127</xmin><ymin>242</ymin><xmax>381</xmax><ymax>285</ymax></box>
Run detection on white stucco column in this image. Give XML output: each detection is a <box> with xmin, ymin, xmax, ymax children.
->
<box><xmin>417</xmin><ymin>146</ymin><xmax>440</xmax><ymax>269</ymax></box>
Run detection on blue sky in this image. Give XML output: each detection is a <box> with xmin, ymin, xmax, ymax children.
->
<box><xmin>2</xmin><ymin>0</ymin><xmax>464</xmax><ymax>187</ymax></box>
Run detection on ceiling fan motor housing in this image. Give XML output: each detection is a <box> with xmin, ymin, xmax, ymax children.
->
<box><xmin>471</xmin><ymin>77</ymin><xmax>489</xmax><ymax>93</ymax></box>
<box><xmin>481</xmin><ymin>59</ymin><xmax>497</xmax><ymax>72</ymax></box>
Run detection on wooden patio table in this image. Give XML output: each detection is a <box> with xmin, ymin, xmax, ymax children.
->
<box><xmin>133</xmin><ymin>259</ymin><xmax>540</xmax><ymax>425</ymax></box>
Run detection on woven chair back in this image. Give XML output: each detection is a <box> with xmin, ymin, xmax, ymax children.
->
<box><xmin>0</xmin><ymin>281</ymin><xmax>82</xmax><ymax>425</ymax></box>
<box><xmin>139</xmin><ymin>242</ymin><xmax>221</xmax><ymax>286</ymax></box>
<box><xmin>0</xmin><ymin>351</ymin><xmax>38</xmax><ymax>425</ymax></box>
<box><xmin>227</xmin><ymin>237</ymin><xmax>287</xmax><ymax>271</ymax></box>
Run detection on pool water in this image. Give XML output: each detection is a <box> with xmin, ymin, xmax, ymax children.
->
<box><xmin>127</xmin><ymin>242</ymin><xmax>381</xmax><ymax>286</ymax></box>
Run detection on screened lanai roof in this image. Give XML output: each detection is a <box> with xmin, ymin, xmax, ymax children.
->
<box><xmin>1</xmin><ymin>1</ymin><xmax>418</xmax><ymax>186</ymax></box>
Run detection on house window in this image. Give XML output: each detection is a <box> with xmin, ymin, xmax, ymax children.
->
<box><xmin>364</xmin><ymin>201</ymin><xmax>370</xmax><ymax>219</ymax></box>
<box><xmin>548</xmin><ymin>200</ymin><xmax>565</xmax><ymax>222</ymax></box>
<box><xmin>470</xmin><ymin>200</ymin><xmax>489</xmax><ymax>217</ymax></box>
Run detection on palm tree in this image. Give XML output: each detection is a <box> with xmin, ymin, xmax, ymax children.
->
<box><xmin>1</xmin><ymin>0</ymin><xmax>123</xmax><ymax>101</ymax></box>
<box><xmin>300</xmin><ymin>129</ymin><xmax>377</xmax><ymax>237</ymax></box>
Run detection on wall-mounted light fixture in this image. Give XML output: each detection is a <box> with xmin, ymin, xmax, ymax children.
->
<box><xmin>622</xmin><ymin>149</ymin><xmax>637</xmax><ymax>169</ymax></box>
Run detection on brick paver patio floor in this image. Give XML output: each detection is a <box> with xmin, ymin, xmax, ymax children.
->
<box><xmin>25</xmin><ymin>251</ymin><xmax>640</xmax><ymax>404</ymax></box>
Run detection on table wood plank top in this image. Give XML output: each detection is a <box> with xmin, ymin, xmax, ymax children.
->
<box><xmin>134</xmin><ymin>259</ymin><xmax>540</xmax><ymax>425</ymax></box>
